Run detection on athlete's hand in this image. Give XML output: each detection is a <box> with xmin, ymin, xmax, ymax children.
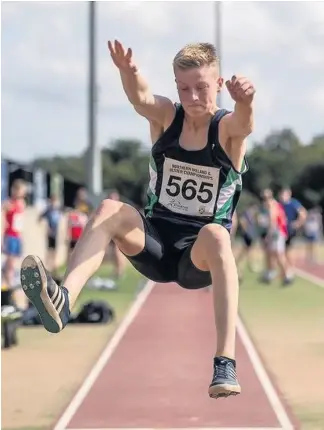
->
<box><xmin>226</xmin><ymin>76</ymin><xmax>255</xmax><ymax>105</ymax></box>
<box><xmin>107</xmin><ymin>40</ymin><xmax>138</xmax><ymax>73</ymax></box>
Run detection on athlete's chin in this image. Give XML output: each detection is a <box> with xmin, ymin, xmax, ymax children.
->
<box><xmin>184</xmin><ymin>105</ymin><xmax>208</xmax><ymax>116</ymax></box>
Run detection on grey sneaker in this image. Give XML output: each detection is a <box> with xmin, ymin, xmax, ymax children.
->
<box><xmin>208</xmin><ymin>356</ymin><xmax>241</xmax><ymax>399</ymax></box>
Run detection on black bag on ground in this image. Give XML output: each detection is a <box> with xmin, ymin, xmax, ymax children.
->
<box><xmin>70</xmin><ymin>300</ymin><xmax>115</xmax><ymax>324</ymax></box>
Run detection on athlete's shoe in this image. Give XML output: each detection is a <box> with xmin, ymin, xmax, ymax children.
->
<box><xmin>208</xmin><ymin>356</ymin><xmax>241</xmax><ymax>399</ymax></box>
<box><xmin>20</xmin><ymin>255</ymin><xmax>70</xmax><ymax>333</ymax></box>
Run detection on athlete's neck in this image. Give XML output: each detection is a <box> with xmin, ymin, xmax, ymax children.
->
<box><xmin>184</xmin><ymin>105</ymin><xmax>219</xmax><ymax>129</ymax></box>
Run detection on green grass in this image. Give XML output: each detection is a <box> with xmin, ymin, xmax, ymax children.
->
<box><xmin>239</xmin><ymin>268</ymin><xmax>324</xmax><ymax>430</ymax></box>
<box><xmin>239</xmin><ymin>270</ymin><xmax>324</xmax><ymax>323</ymax></box>
<box><xmin>2</xmin><ymin>428</ymin><xmax>43</xmax><ymax>430</ymax></box>
<box><xmin>57</xmin><ymin>262</ymin><xmax>146</xmax><ymax>316</ymax></box>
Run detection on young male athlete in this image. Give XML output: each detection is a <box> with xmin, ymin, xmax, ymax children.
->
<box><xmin>20</xmin><ymin>40</ymin><xmax>255</xmax><ymax>399</ymax></box>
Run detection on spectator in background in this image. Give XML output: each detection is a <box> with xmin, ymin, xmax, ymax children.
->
<box><xmin>1</xmin><ymin>179</ymin><xmax>28</xmax><ymax>309</ymax></box>
<box><xmin>38</xmin><ymin>195</ymin><xmax>62</xmax><ymax>274</ymax></box>
<box><xmin>257</xmin><ymin>189</ymin><xmax>272</xmax><ymax>280</ymax></box>
<box><xmin>259</xmin><ymin>189</ymin><xmax>292</xmax><ymax>285</ymax></box>
<box><xmin>66</xmin><ymin>188</ymin><xmax>91</xmax><ymax>260</ymax></box>
<box><xmin>74</xmin><ymin>187</ymin><xmax>93</xmax><ymax>216</ymax></box>
<box><xmin>235</xmin><ymin>204</ymin><xmax>258</xmax><ymax>279</ymax></box>
<box><xmin>303</xmin><ymin>206</ymin><xmax>323</xmax><ymax>264</ymax></box>
<box><xmin>279</xmin><ymin>187</ymin><xmax>307</xmax><ymax>277</ymax></box>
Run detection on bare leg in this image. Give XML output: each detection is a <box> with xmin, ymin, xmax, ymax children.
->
<box><xmin>191</xmin><ymin>224</ymin><xmax>238</xmax><ymax>359</ymax></box>
<box><xmin>235</xmin><ymin>245</ymin><xmax>246</xmax><ymax>268</ymax></box>
<box><xmin>3</xmin><ymin>256</ymin><xmax>15</xmax><ymax>288</ymax></box>
<box><xmin>5</xmin><ymin>255</ymin><xmax>28</xmax><ymax>310</ymax></box>
<box><xmin>111</xmin><ymin>245</ymin><xmax>126</xmax><ymax>279</ymax></box>
<box><xmin>20</xmin><ymin>200</ymin><xmax>146</xmax><ymax>332</ymax></box>
<box><xmin>62</xmin><ymin>200</ymin><xmax>145</xmax><ymax>308</ymax></box>
<box><xmin>285</xmin><ymin>244</ymin><xmax>295</xmax><ymax>277</ymax></box>
<box><xmin>45</xmin><ymin>248</ymin><xmax>56</xmax><ymax>273</ymax></box>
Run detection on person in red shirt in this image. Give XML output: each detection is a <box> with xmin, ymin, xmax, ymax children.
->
<box><xmin>66</xmin><ymin>187</ymin><xmax>92</xmax><ymax>259</ymax></box>
<box><xmin>67</xmin><ymin>209</ymin><xmax>88</xmax><ymax>255</ymax></box>
<box><xmin>1</xmin><ymin>179</ymin><xmax>27</xmax><ymax>290</ymax></box>
<box><xmin>260</xmin><ymin>189</ymin><xmax>292</xmax><ymax>285</ymax></box>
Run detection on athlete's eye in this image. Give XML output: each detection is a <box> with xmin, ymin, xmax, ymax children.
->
<box><xmin>197</xmin><ymin>84</ymin><xmax>208</xmax><ymax>90</ymax></box>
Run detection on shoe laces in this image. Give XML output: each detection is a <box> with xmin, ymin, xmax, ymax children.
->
<box><xmin>214</xmin><ymin>358</ymin><xmax>235</xmax><ymax>379</ymax></box>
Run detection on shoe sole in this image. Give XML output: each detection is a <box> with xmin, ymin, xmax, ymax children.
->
<box><xmin>208</xmin><ymin>383</ymin><xmax>241</xmax><ymax>399</ymax></box>
<box><xmin>20</xmin><ymin>255</ymin><xmax>63</xmax><ymax>333</ymax></box>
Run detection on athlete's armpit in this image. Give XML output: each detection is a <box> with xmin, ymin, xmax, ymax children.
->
<box><xmin>149</xmin><ymin>120</ymin><xmax>164</xmax><ymax>145</ymax></box>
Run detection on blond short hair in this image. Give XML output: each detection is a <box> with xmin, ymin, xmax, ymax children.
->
<box><xmin>173</xmin><ymin>43</ymin><xmax>219</xmax><ymax>70</ymax></box>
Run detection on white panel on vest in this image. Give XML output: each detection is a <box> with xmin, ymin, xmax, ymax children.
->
<box><xmin>159</xmin><ymin>157</ymin><xmax>220</xmax><ymax>217</ymax></box>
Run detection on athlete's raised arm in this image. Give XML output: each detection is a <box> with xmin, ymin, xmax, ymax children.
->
<box><xmin>108</xmin><ymin>40</ymin><xmax>175</xmax><ymax>129</ymax></box>
<box><xmin>220</xmin><ymin>75</ymin><xmax>255</xmax><ymax>171</ymax></box>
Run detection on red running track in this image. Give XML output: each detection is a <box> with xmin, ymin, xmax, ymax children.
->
<box><xmin>54</xmin><ymin>282</ymin><xmax>297</xmax><ymax>430</ymax></box>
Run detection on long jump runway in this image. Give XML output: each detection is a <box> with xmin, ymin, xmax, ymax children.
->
<box><xmin>53</xmin><ymin>281</ymin><xmax>296</xmax><ymax>430</ymax></box>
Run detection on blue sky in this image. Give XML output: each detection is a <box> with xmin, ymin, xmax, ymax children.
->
<box><xmin>2</xmin><ymin>1</ymin><xmax>324</xmax><ymax>161</ymax></box>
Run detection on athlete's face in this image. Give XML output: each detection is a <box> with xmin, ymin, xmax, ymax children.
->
<box><xmin>174</xmin><ymin>65</ymin><xmax>223</xmax><ymax>116</ymax></box>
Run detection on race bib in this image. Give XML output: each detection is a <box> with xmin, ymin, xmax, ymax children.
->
<box><xmin>159</xmin><ymin>157</ymin><xmax>220</xmax><ymax>217</ymax></box>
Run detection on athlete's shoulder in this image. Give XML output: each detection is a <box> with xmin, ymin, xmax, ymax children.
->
<box><xmin>213</xmin><ymin>108</ymin><xmax>232</xmax><ymax>123</ymax></box>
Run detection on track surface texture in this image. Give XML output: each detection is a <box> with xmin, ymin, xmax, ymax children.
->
<box><xmin>54</xmin><ymin>281</ymin><xmax>297</xmax><ymax>430</ymax></box>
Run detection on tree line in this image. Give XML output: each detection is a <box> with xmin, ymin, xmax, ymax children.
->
<box><xmin>33</xmin><ymin>129</ymin><xmax>324</xmax><ymax>214</ymax></box>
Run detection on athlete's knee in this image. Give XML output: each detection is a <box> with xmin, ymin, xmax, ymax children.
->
<box><xmin>96</xmin><ymin>198</ymin><xmax>123</xmax><ymax>218</ymax></box>
<box><xmin>199</xmin><ymin>224</ymin><xmax>231</xmax><ymax>255</ymax></box>
<box><xmin>95</xmin><ymin>199</ymin><xmax>142</xmax><ymax>235</ymax></box>
<box><xmin>93</xmin><ymin>199</ymin><xmax>123</xmax><ymax>224</ymax></box>
<box><xmin>92</xmin><ymin>198</ymin><xmax>125</xmax><ymax>230</ymax></box>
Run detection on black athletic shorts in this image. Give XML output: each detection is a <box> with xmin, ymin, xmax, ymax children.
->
<box><xmin>47</xmin><ymin>236</ymin><xmax>57</xmax><ymax>250</ymax></box>
<box><xmin>69</xmin><ymin>239</ymin><xmax>78</xmax><ymax>250</ymax></box>
<box><xmin>260</xmin><ymin>231</ymin><xmax>267</xmax><ymax>242</ymax></box>
<box><xmin>242</xmin><ymin>233</ymin><xmax>254</xmax><ymax>248</ymax></box>
<box><xmin>285</xmin><ymin>230</ymin><xmax>296</xmax><ymax>248</ymax></box>
<box><xmin>125</xmin><ymin>213</ymin><xmax>211</xmax><ymax>290</ymax></box>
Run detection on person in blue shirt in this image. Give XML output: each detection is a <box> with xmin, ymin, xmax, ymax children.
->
<box><xmin>279</xmin><ymin>187</ymin><xmax>307</xmax><ymax>276</ymax></box>
<box><xmin>39</xmin><ymin>195</ymin><xmax>62</xmax><ymax>274</ymax></box>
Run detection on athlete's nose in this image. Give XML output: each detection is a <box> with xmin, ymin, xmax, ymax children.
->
<box><xmin>191</xmin><ymin>91</ymin><xmax>199</xmax><ymax>101</ymax></box>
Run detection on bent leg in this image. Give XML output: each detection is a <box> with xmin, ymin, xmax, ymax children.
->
<box><xmin>61</xmin><ymin>200</ymin><xmax>145</xmax><ymax>306</ymax></box>
<box><xmin>20</xmin><ymin>200</ymin><xmax>147</xmax><ymax>333</ymax></box>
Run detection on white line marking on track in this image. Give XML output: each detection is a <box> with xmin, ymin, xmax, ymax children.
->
<box><xmin>53</xmin><ymin>280</ymin><xmax>155</xmax><ymax>430</ymax></box>
<box><xmin>237</xmin><ymin>316</ymin><xmax>294</xmax><ymax>430</ymax></box>
<box><xmin>294</xmin><ymin>267</ymin><xmax>324</xmax><ymax>287</ymax></box>
<box><xmin>67</xmin><ymin>427</ymin><xmax>283</xmax><ymax>430</ymax></box>
<box><xmin>54</xmin><ymin>279</ymin><xmax>295</xmax><ymax>430</ymax></box>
